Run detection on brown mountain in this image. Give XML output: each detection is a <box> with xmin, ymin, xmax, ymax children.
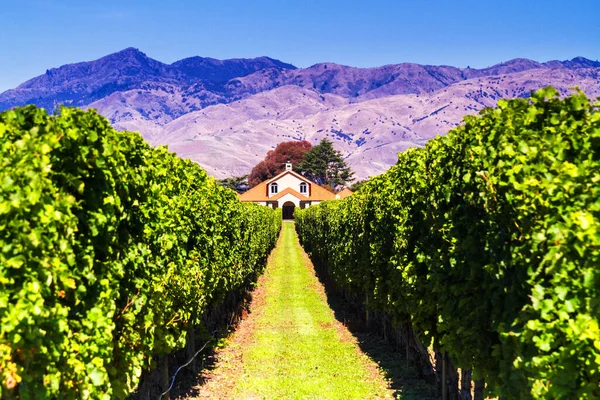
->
<box><xmin>149</xmin><ymin>69</ymin><xmax>600</xmax><ymax>178</ymax></box>
<box><xmin>1</xmin><ymin>48</ymin><xmax>598</xmax><ymax>179</ymax></box>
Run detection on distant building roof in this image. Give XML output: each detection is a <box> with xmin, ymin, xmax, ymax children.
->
<box><xmin>335</xmin><ymin>188</ymin><xmax>354</xmax><ymax>199</ymax></box>
<box><xmin>239</xmin><ymin>169</ymin><xmax>336</xmax><ymax>202</ymax></box>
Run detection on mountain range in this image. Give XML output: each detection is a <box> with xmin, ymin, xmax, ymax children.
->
<box><xmin>2</xmin><ymin>48</ymin><xmax>599</xmax><ymax>179</ymax></box>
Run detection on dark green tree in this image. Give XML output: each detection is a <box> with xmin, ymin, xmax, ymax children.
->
<box><xmin>218</xmin><ymin>175</ymin><xmax>249</xmax><ymax>193</ymax></box>
<box><xmin>349</xmin><ymin>178</ymin><xmax>369</xmax><ymax>192</ymax></box>
<box><xmin>298</xmin><ymin>138</ymin><xmax>354</xmax><ymax>188</ymax></box>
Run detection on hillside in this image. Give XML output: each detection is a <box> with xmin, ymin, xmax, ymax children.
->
<box><xmin>142</xmin><ymin>69</ymin><xmax>600</xmax><ymax>178</ymax></box>
<box><xmin>1</xmin><ymin>48</ymin><xmax>599</xmax><ymax>178</ymax></box>
<box><xmin>0</xmin><ymin>48</ymin><xmax>295</xmax><ymax>113</ymax></box>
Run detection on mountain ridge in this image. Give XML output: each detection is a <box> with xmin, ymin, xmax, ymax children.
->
<box><xmin>1</xmin><ymin>48</ymin><xmax>599</xmax><ymax>180</ymax></box>
<box><xmin>0</xmin><ymin>48</ymin><xmax>297</xmax><ymax>111</ymax></box>
<box><xmin>152</xmin><ymin>68</ymin><xmax>600</xmax><ymax>178</ymax></box>
<box><xmin>2</xmin><ymin>47</ymin><xmax>597</xmax><ymax>112</ymax></box>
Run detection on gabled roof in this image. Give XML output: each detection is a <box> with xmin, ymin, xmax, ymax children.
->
<box><xmin>336</xmin><ymin>188</ymin><xmax>354</xmax><ymax>199</ymax></box>
<box><xmin>238</xmin><ymin>180</ymin><xmax>271</xmax><ymax>202</ymax></box>
<box><xmin>271</xmin><ymin>187</ymin><xmax>309</xmax><ymax>201</ymax></box>
<box><xmin>265</xmin><ymin>169</ymin><xmax>312</xmax><ymax>185</ymax></box>
<box><xmin>308</xmin><ymin>184</ymin><xmax>337</xmax><ymax>201</ymax></box>
<box><xmin>238</xmin><ymin>169</ymin><xmax>336</xmax><ymax>202</ymax></box>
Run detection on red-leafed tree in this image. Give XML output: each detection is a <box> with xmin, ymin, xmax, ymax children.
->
<box><xmin>248</xmin><ymin>140</ymin><xmax>312</xmax><ymax>187</ymax></box>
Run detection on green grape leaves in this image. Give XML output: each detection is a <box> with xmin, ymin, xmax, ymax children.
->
<box><xmin>0</xmin><ymin>106</ymin><xmax>281</xmax><ymax>399</ymax></box>
<box><xmin>296</xmin><ymin>88</ymin><xmax>600</xmax><ymax>399</ymax></box>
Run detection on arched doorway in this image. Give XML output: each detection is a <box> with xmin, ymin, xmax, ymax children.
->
<box><xmin>282</xmin><ymin>201</ymin><xmax>295</xmax><ymax>220</ymax></box>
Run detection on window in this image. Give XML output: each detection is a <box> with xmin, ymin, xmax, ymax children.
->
<box><xmin>270</xmin><ymin>182</ymin><xmax>278</xmax><ymax>194</ymax></box>
<box><xmin>299</xmin><ymin>182</ymin><xmax>307</xmax><ymax>194</ymax></box>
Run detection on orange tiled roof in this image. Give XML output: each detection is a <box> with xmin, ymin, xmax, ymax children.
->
<box><xmin>238</xmin><ymin>180</ymin><xmax>269</xmax><ymax>201</ymax></box>
<box><xmin>336</xmin><ymin>188</ymin><xmax>354</xmax><ymax>199</ymax></box>
<box><xmin>271</xmin><ymin>187</ymin><xmax>309</xmax><ymax>201</ymax></box>
<box><xmin>309</xmin><ymin>184</ymin><xmax>336</xmax><ymax>201</ymax></box>
<box><xmin>238</xmin><ymin>170</ymin><xmax>336</xmax><ymax>202</ymax></box>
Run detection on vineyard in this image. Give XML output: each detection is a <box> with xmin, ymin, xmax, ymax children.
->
<box><xmin>1</xmin><ymin>88</ymin><xmax>599</xmax><ymax>400</ymax></box>
<box><xmin>0</xmin><ymin>106</ymin><xmax>281</xmax><ymax>399</ymax></box>
<box><xmin>296</xmin><ymin>88</ymin><xmax>600</xmax><ymax>399</ymax></box>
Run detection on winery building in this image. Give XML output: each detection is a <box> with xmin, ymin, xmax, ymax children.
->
<box><xmin>238</xmin><ymin>163</ymin><xmax>352</xmax><ymax>219</ymax></box>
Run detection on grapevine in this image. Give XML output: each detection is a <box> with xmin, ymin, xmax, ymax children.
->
<box><xmin>296</xmin><ymin>88</ymin><xmax>600</xmax><ymax>399</ymax></box>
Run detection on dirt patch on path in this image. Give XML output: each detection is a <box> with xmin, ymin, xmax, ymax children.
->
<box><xmin>176</xmin><ymin>222</ymin><xmax>397</xmax><ymax>399</ymax></box>
<box><xmin>173</xmin><ymin>231</ymin><xmax>281</xmax><ymax>399</ymax></box>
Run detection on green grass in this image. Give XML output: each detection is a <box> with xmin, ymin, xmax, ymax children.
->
<box><xmin>232</xmin><ymin>222</ymin><xmax>391</xmax><ymax>399</ymax></box>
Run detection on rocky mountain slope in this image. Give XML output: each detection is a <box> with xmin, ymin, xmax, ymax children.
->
<box><xmin>0</xmin><ymin>48</ymin><xmax>295</xmax><ymax>112</ymax></box>
<box><xmin>1</xmin><ymin>48</ymin><xmax>599</xmax><ymax>179</ymax></box>
<box><xmin>155</xmin><ymin>69</ymin><xmax>600</xmax><ymax>178</ymax></box>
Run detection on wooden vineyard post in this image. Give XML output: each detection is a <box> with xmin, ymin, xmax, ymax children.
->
<box><xmin>461</xmin><ymin>368</ymin><xmax>472</xmax><ymax>400</ymax></box>
<box><xmin>442</xmin><ymin>351</ymin><xmax>448</xmax><ymax>400</ymax></box>
<box><xmin>474</xmin><ymin>379</ymin><xmax>484</xmax><ymax>400</ymax></box>
<box><xmin>186</xmin><ymin>326</ymin><xmax>196</xmax><ymax>373</ymax></box>
<box><xmin>405</xmin><ymin>334</ymin><xmax>409</xmax><ymax>368</ymax></box>
<box><xmin>365</xmin><ymin>296</ymin><xmax>371</xmax><ymax>329</ymax></box>
<box><xmin>160</xmin><ymin>354</ymin><xmax>170</xmax><ymax>400</ymax></box>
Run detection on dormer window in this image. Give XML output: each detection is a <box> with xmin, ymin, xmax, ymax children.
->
<box><xmin>299</xmin><ymin>182</ymin><xmax>307</xmax><ymax>194</ymax></box>
<box><xmin>270</xmin><ymin>182</ymin><xmax>278</xmax><ymax>194</ymax></box>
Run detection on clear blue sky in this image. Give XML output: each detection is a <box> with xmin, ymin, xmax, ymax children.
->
<box><xmin>1</xmin><ymin>0</ymin><xmax>599</xmax><ymax>92</ymax></box>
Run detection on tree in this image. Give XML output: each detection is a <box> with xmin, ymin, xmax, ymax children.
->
<box><xmin>298</xmin><ymin>138</ymin><xmax>354</xmax><ymax>188</ymax></box>
<box><xmin>248</xmin><ymin>140</ymin><xmax>312</xmax><ymax>187</ymax></box>
<box><xmin>349</xmin><ymin>178</ymin><xmax>369</xmax><ymax>192</ymax></box>
<box><xmin>218</xmin><ymin>175</ymin><xmax>249</xmax><ymax>193</ymax></box>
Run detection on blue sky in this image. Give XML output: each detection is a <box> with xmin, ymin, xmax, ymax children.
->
<box><xmin>0</xmin><ymin>0</ymin><xmax>598</xmax><ymax>92</ymax></box>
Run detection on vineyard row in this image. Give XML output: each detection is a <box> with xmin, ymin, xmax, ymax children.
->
<box><xmin>0</xmin><ymin>106</ymin><xmax>281</xmax><ymax>399</ymax></box>
<box><xmin>296</xmin><ymin>88</ymin><xmax>600</xmax><ymax>399</ymax></box>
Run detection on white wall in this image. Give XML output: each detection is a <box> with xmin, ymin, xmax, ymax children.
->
<box><xmin>268</xmin><ymin>173</ymin><xmax>308</xmax><ymax>197</ymax></box>
<box><xmin>278</xmin><ymin>193</ymin><xmax>301</xmax><ymax>207</ymax></box>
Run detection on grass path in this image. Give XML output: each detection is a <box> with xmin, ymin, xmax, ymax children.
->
<box><xmin>188</xmin><ymin>222</ymin><xmax>394</xmax><ymax>399</ymax></box>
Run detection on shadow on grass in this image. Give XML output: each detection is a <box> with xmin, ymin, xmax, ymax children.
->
<box><xmin>168</xmin><ymin>344</ymin><xmax>222</xmax><ymax>400</ymax></box>
<box><xmin>314</xmin><ymin>268</ymin><xmax>438</xmax><ymax>400</ymax></box>
<box><xmin>168</xmin><ymin>296</ymin><xmax>255</xmax><ymax>400</ymax></box>
<box><xmin>127</xmin><ymin>332</ymin><xmax>223</xmax><ymax>400</ymax></box>
<box><xmin>128</xmin><ymin>290</ymin><xmax>252</xmax><ymax>400</ymax></box>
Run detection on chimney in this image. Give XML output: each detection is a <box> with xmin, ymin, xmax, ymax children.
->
<box><xmin>285</xmin><ymin>161</ymin><xmax>292</xmax><ymax>171</ymax></box>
